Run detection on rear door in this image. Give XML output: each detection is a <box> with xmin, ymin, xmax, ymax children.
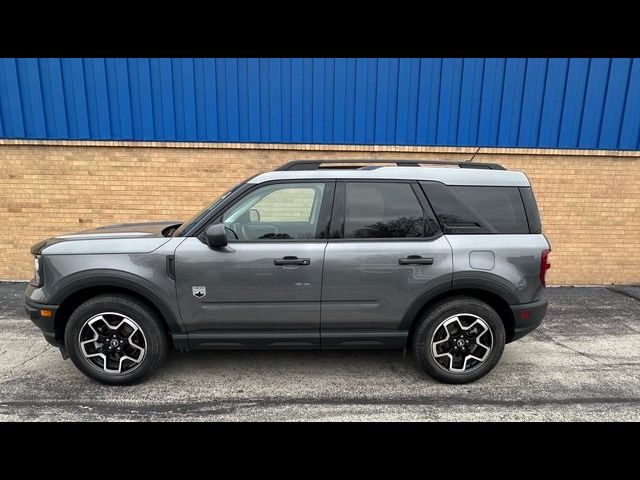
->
<box><xmin>321</xmin><ymin>180</ymin><xmax>453</xmax><ymax>348</ymax></box>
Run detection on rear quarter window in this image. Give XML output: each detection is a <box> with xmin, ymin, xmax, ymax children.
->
<box><xmin>519</xmin><ymin>187</ymin><xmax>542</xmax><ymax>234</ymax></box>
<box><xmin>420</xmin><ymin>182</ymin><xmax>530</xmax><ymax>234</ymax></box>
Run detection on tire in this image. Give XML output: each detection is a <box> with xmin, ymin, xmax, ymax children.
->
<box><xmin>413</xmin><ymin>296</ymin><xmax>506</xmax><ymax>384</ymax></box>
<box><xmin>64</xmin><ymin>294</ymin><xmax>168</xmax><ymax>385</ymax></box>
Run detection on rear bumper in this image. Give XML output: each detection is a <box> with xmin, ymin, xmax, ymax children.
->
<box><xmin>509</xmin><ymin>298</ymin><xmax>548</xmax><ymax>342</ymax></box>
<box><xmin>25</xmin><ymin>297</ymin><xmax>60</xmax><ymax>348</ymax></box>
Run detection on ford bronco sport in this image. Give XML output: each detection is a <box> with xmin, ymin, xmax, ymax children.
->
<box><xmin>25</xmin><ymin>160</ymin><xmax>550</xmax><ymax>385</ymax></box>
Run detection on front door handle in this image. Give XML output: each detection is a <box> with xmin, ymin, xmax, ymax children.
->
<box><xmin>274</xmin><ymin>256</ymin><xmax>311</xmax><ymax>266</ymax></box>
<box><xmin>399</xmin><ymin>255</ymin><xmax>434</xmax><ymax>265</ymax></box>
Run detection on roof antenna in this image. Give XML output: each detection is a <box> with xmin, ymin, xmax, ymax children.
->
<box><xmin>467</xmin><ymin>146</ymin><xmax>481</xmax><ymax>162</ymax></box>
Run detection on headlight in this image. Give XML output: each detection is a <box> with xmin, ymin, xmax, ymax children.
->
<box><xmin>32</xmin><ymin>256</ymin><xmax>42</xmax><ymax>286</ymax></box>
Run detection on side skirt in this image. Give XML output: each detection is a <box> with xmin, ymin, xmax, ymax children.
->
<box><xmin>172</xmin><ymin>332</ymin><xmax>319</xmax><ymax>350</ymax></box>
<box><xmin>170</xmin><ymin>331</ymin><xmax>408</xmax><ymax>351</ymax></box>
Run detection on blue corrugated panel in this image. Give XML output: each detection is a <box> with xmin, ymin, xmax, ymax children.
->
<box><xmin>0</xmin><ymin>58</ymin><xmax>638</xmax><ymax>150</ymax></box>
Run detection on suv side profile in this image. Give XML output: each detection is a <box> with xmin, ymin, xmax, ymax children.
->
<box><xmin>25</xmin><ymin>160</ymin><xmax>550</xmax><ymax>385</ymax></box>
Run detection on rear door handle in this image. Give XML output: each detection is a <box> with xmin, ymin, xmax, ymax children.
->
<box><xmin>274</xmin><ymin>256</ymin><xmax>311</xmax><ymax>266</ymax></box>
<box><xmin>399</xmin><ymin>255</ymin><xmax>434</xmax><ymax>265</ymax></box>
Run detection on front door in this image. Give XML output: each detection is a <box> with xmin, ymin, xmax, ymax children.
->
<box><xmin>174</xmin><ymin>181</ymin><xmax>334</xmax><ymax>348</ymax></box>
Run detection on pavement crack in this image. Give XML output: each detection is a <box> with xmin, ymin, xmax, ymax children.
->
<box><xmin>6</xmin><ymin>345</ymin><xmax>50</xmax><ymax>375</ymax></box>
<box><xmin>531</xmin><ymin>330</ymin><xmax>604</xmax><ymax>364</ymax></box>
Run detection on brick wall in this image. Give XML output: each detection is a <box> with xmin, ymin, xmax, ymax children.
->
<box><xmin>1</xmin><ymin>140</ymin><xmax>639</xmax><ymax>285</ymax></box>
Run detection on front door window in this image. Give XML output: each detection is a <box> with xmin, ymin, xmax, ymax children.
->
<box><xmin>222</xmin><ymin>183</ymin><xmax>326</xmax><ymax>241</ymax></box>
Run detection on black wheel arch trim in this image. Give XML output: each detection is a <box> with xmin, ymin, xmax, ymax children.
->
<box><xmin>47</xmin><ymin>269</ymin><xmax>184</xmax><ymax>333</ymax></box>
<box><xmin>399</xmin><ymin>271</ymin><xmax>520</xmax><ymax>331</ymax></box>
<box><xmin>450</xmin><ymin>272</ymin><xmax>521</xmax><ymax>305</ymax></box>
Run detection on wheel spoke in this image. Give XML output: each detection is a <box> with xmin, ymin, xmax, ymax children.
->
<box><xmin>118</xmin><ymin>354</ymin><xmax>143</xmax><ymax>372</ymax></box>
<box><xmin>127</xmin><ymin>332</ymin><xmax>145</xmax><ymax>358</ymax></box>
<box><xmin>463</xmin><ymin>354</ymin><xmax>486</xmax><ymax>371</ymax></box>
<box><xmin>476</xmin><ymin>332</ymin><xmax>491</xmax><ymax>350</ymax></box>
<box><xmin>443</xmin><ymin>316</ymin><xmax>460</xmax><ymax>333</ymax></box>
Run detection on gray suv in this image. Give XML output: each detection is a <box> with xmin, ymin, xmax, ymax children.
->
<box><xmin>25</xmin><ymin>160</ymin><xmax>550</xmax><ymax>385</ymax></box>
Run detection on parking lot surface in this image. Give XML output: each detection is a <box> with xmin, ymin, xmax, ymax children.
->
<box><xmin>1</xmin><ymin>282</ymin><xmax>639</xmax><ymax>421</ymax></box>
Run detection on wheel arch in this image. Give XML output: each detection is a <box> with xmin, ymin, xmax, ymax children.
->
<box><xmin>49</xmin><ymin>270</ymin><xmax>183</xmax><ymax>344</ymax></box>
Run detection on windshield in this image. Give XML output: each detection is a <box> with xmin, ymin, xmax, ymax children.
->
<box><xmin>172</xmin><ymin>181</ymin><xmax>246</xmax><ymax>236</ymax></box>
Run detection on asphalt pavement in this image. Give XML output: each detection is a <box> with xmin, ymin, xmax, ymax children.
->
<box><xmin>1</xmin><ymin>282</ymin><xmax>639</xmax><ymax>421</ymax></box>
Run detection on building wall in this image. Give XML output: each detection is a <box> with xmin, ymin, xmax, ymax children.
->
<box><xmin>1</xmin><ymin>58</ymin><xmax>639</xmax><ymax>150</ymax></box>
<box><xmin>1</xmin><ymin>140</ymin><xmax>638</xmax><ymax>284</ymax></box>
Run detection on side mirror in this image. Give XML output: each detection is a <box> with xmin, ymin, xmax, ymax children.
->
<box><xmin>205</xmin><ymin>223</ymin><xmax>228</xmax><ymax>248</ymax></box>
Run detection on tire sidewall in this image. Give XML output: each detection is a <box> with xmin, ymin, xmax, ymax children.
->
<box><xmin>64</xmin><ymin>295</ymin><xmax>167</xmax><ymax>385</ymax></box>
<box><xmin>414</xmin><ymin>297</ymin><xmax>506</xmax><ymax>384</ymax></box>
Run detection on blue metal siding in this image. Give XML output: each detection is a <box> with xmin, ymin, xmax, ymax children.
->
<box><xmin>0</xmin><ymin>57</ymin><xmax>638</xmax><ymax>150</ymax></box>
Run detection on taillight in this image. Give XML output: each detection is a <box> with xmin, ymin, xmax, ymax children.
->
<box><xmin>540</xmin><ymin>249</ymin><xmax>551</xmax><ymax>287</ymax></box>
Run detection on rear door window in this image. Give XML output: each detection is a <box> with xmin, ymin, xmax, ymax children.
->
<box><xmin>421</xmin><ymin>182</ymin><xmax>529</xmax><ymax>234</ymax></box>
<box><xmin>340</xmin><ymin>182</ymin><xmax>427</xmax><ymax>238</ymax></box>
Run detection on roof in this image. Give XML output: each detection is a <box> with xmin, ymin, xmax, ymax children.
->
<box><xmin>249</xmin><ymin>166</ymin><xmax>530</xmax><ymax>187</ymax></box>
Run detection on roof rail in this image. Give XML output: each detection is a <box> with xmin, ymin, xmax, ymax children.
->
<box><xmin>275</xmin><ymin>159</ymin><xmax>505</xmax><ymax>171</ymax></box>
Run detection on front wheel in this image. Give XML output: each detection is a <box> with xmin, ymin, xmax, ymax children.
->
<box><xmin>413</xmin><ymin>296</ymin><xmax>506</xmax><ymax>384</ymax></box>
<box><xmin>64</xmin><ymin>294</ymin><xmax>168</xmax><ymax>385</ymax></box>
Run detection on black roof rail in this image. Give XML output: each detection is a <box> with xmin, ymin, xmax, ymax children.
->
<box><xmin>275</xmin><ymin>159</ymin><xmax>505</xmax><ymax>171</ymax></box>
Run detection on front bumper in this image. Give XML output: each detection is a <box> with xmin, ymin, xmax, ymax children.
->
<box><xmin>509</xmin><ymin>298</ymin><xmax>548</xmax><ymax>342</ymax></box>
<box><xmin>25</xmin><ymin>297</ymin><xmax>60</xmax><ymax>348</ymax></box>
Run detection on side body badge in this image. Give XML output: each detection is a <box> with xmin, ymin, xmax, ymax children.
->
<box><xmin>192</xmin><ymin>286</ymin><xmax>206</xmax><ymax>298</ymax></box>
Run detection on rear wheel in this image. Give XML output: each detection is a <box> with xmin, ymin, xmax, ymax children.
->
<box><xmin>64</xmin><ymin>294</ymin><xmax>168</xmax><ymax>385</ymax></box>
<box><xmin>413</xmin><ymin>296</ymin><xmax>506</xmax><ymax>384</ymax></box>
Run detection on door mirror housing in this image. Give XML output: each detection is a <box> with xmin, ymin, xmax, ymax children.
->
<box><xmin>205</xmin><ymin>223</ymin><xmax>228</xmax><ymax>248</ymax></box>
